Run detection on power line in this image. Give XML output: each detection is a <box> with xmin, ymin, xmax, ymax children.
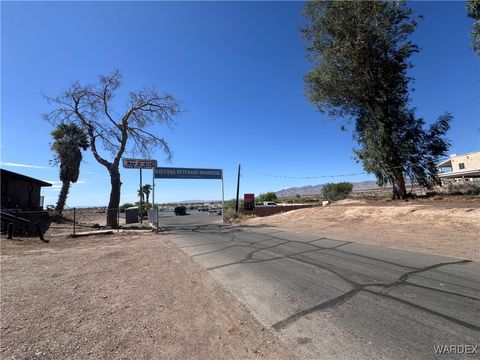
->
<box><xmin>245</xmin><ymin>165</ymin><xmax>404</xmax><ymax>180</ymax></box>
<box><xmin>245</xmin><ymin>169</ymin><xmax>368</xmax><ymax>179</ymax></box>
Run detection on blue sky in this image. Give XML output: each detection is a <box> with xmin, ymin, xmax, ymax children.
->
<box><xmin>1</xmin><ymin>1</ymin><xmax>478</xmax><ymax>207</ymax></box>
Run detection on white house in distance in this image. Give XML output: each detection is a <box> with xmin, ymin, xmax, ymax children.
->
<box><xmin>437</xmin><ymin>151</ymin><xmax>480</xmax><ymax>185</ymax></box>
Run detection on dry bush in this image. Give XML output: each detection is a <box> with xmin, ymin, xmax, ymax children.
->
<box><xmin>433</xmin><ymin>182</ymin><xmax>480</xmax><ymax>196</ymax></box>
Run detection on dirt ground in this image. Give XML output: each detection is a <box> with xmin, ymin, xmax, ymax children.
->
<box><xmin>243</xmin><ymin>197</ymin><xmax>480</xmax><ymax>261</ymax></box>
<box><xmin>0</xmin><ymin>229</ymin><xmax>297</xmax><ymax>360</ymax></box>
<box><xmin>1</xmin><ymin>197</ymin><xmax>478</xmax><ymax>359</ymax></box>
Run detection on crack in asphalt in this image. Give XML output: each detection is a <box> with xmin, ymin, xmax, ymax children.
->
<box><xmin>171</xmin><ymin>231</ymin><xmax>288</xmax><ymax>252</ymax></box>
<box><xmin>363</xmin><ymin>289</ymin><xmax>480</xmax><ymax>332</ymax></box>
<box><xmin>164</xmin><ymin>225</ymin><xmax>478</xmax><ymax>333</ymax></box>
<box><xmin>179</xmin><ymin>226</ymin><xmax>414</xmax><ymax>271</ymax></box>
<box><xmin>401</xmin><ymin>282</ymin><xmax>480</xmax><ymax>301</ymax></box>
<box><xmin>207</xmin><ymin>247</ymin><xmax>330</xmax><ymax>271</ymax></box>
<box><xmin>272</xmin><ymin>259</ymin><xmax>474</xmax><ymax>331</ymax></box>
<box><xmin>228</xmin><ymin>228</ymin><xmax>417</xmax><ymax>269</ymax></box>
<box><xmin>361</xmin><ymin>260</ymin><xmax>472</xmax><ymax>290</ymax></box>
<box><xmin>271</xmin><ymin>288</ymin><xmax>359</xmax><ymax>331</ymax></box>
<box><xmin>205</xmin><ymin>238</ymin><xmax>411</xmax><ymax>274</ymax></box>
<box><xmin>166</xmin><ymin>224</ymin><xmax>405</xmax><ymax>267</ymax></box>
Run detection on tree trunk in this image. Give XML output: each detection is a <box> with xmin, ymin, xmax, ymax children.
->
<box><xmin>391</xmin><ymin>168</ymin><xmax>407</xmax><ymax>200</ymax></box>
<box><xmin>55</xmin><ymin>180</ymin><xmax>70</xmax><ymax>212</ymax></box>
<box><xmin>106</xmin><ymin>167</ymin><xmax>121</xmax><ymax>228</ymax></box>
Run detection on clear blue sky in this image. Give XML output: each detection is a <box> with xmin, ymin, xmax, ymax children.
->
<box><xmin>1</xmin><ymin>1</ymin><xmax>478</xmax><ymax>207</ymax></box>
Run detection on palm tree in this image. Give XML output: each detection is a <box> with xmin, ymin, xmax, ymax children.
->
<box><xmin>142</xmin><ymin>184</ymin><xmax>153</xmax><ymax>209</ymax></box>
<box><xmin>51</xmin><ymin>123</ymin><xmax>89</xmax><ymax>212</ymax></box>
<box><xmin>137</xmin><ymin>186</ymin><xmax>145</xmax><ymax>203</ymax></box>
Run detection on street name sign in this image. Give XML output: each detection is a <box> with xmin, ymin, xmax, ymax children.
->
<box><xmin>122</xmin><ymin>158</ymin><xmax>157</xmax><ymax>169</ymax></box>
<box><xmin>155</xmin><ymin>167</ymin><xmax>223</xmax><ymax>179</ymax></box>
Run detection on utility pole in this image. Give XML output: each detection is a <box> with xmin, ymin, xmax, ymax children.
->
<box><xmin>235</xmin><ymin>164</ymin><xmax>241</xmax><ymax>214</ymax></box>
<box><xmin>139</xmin><ymin>168</ymin><xmax>143</xmax><ymax>224</ymax></box>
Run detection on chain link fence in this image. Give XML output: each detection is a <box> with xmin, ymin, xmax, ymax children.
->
<box><xmin>59</xmin><ymin>205</ymin><xmax>159</xmax><ymax>236</ymax></box>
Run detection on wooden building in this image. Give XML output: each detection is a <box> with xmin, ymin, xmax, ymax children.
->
<box><xmin>1</xmin><ymin>169</ymin><xmax>52</xmax><ymax>210</ymax></box>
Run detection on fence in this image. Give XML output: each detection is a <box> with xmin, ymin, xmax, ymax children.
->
<box><xmin>0</xmin><ymin>207</ymin><xmax>49</xmax><ymax>242</ymax></box>
<box><xmin>350</xmin><ymin>185</ymin><xmax>427</xmax><ymax>199</ymax></box>
<box><xmin>240</xmin><ymin>204</ymin><xmax>316</xmax><ymax>217</ymax></box>
<box><xmin>60</xmin><ymin>205</ymin><xmax>159</xmax><ymax>236</ymax></box>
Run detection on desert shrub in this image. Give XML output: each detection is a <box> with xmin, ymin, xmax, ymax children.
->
<box><xmin>446</xmin><ymin>182</ymin><xmax>480</xmax><ymax>196</ymax></box>
<box><xmin>322</xmin><ymin>182</ymin><xmax>353</xmax><ymax>201</ymax></box>
<box><xmin>257</xmin><ymin>192</ymin><xmax>278</xmax><ymax>203</ymax></box>
<box><xmin>466</xmin><ymin>187</ymin><xmax>480</xmax><ymax>195</ymax></box>
<box><xmin>119</xmin><ymin>203</ymin><xmax>135</xmax><ymax>213</ymax></box>
<box><xmin>224</xmin><ymin>199</ymin><xmax>236</xmax><ymax>209</ymax></box>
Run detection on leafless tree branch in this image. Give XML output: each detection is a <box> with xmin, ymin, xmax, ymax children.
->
<box><xmin>43</xmin><ymin>70</ymin><xmax>182</xmax><ymax>227</ymax></box>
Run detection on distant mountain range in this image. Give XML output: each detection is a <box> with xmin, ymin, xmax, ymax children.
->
<box><xmin>164</xmin><ymin>200</ymin><xmax>222</xmax><ymax>205</ymax></box>
<box><xmin>175</xmin><ymin>200</ymin><xmax>207</xmax><ymax>204</ymax></box>
<box><xmin>275</xmin><ymin>180</ymin><xmax>379</xmax><ymax>197</ymax></box>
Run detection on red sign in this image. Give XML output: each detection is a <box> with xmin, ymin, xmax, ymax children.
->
<box><xmin>244</xmin><ymin>193</ymin><xmax>255</xmax><ymax>202</ymax></box>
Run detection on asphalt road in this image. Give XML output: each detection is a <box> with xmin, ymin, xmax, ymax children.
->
<box><xmin>159</xmin><ymin>212</ymin><xmax>480</xmax><ymax>360</ymax></box>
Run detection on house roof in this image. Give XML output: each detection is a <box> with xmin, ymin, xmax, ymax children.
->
<box><xmin>437</xmin><ymin>150</ymin><xmax>480</xmax><ymax>168</ymax></box>
<box><xmin>0</xmin><ymin>169</ymin><xmax>52</xmax><ymax>187</ymax></box>
<box><xmin>450</xmin><ymin>151</ymin><xmax>480</xmax><ymax>157</ymax></box>
<box><xmin>437</xmin><ymin>158</ymin><xmax>452</xmax><ymax>168</ymax></box>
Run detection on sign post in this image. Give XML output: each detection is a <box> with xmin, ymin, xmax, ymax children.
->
<box><xmin>154</xmin><ymin>167</ymin><xmax>225</xmax><ymax>222</ymax></box>
<box><xmin>122</xmin><ymin>158</ymin><xmax>157</xmax><ymax>224</ymax></box>
<box><xmin>152</xmin><ymin>169</ymin><xmax>157</xmax><ymax>230</ymax></box>
<box><xmin>221</xmin><ymin>171</ymin><xmax>225</xmax><ymax>223</ymax></box>
<box><xmin>140</xmin><ymin>168</ymin><xmax>144</xmax><ymax>223</ymax></box>
<box><xmin>244</xmin><ymin>193</ymin><xmax>255</xmax><ymax>211</ymax></box>
<box><xmin>122</xmin><ymin>158</ymin><xmax>157</xmax><ymax>169</ymax></box>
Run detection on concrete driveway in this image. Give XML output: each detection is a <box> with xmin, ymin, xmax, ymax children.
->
<box><xmin>159</xmin><ymin>213</ymin><xmax>480</xmax><ymax>359</ymax></box>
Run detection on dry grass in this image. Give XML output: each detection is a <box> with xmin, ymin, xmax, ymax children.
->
<box><xmin>243</xmin><ymin>198</ymin><xmax>480</xmax><ymax>261</ymax></box>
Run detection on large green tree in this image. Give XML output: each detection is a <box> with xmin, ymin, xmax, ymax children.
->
<box><xmin>302</xmin><ymin>1</ymin><xmax>451</xmax><ymax>199</ymax></box>
<box><xmin>257</xmin><ymin>192</ymin><xmax>278</xmax><ymax>203</ymax></box>
<box><xmin>45</xmin><ymin>70</ymin><xmax>181</xmax><ymax>227</ymax></box>
<box><xmin>51</xmin><ymin>123</ymin><xmax>89</xmax><ymax>212</ymax></box>
<box><xmin>322</xmin><ymin>182</ymin><xmax>353</xmax><ymax>201</ymax></box>
<box><xmin>467</xmin><ymin>0</ymin><xmax>480</xmax><ymax>56</ymax></box>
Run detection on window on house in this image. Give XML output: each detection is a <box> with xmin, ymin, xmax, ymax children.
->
<box><xmin>459</xmin><ymin>163</ymin><xmax>465</xmax><ymax>170</ymax></box>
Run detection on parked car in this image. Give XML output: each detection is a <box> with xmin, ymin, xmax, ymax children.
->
<box><xmin>198</xmin><ymin>205</ymin><xmax>209</xmax><ymax>212</ymax></box>
<box><xmin>208</xmin><ymin>208</ymin><xmax>222</xmax><ymax>215</ymax></box>
<box><xmin>263</xmin><ymin>201</ymin><xmax>277</xmax><ymax>207</ymax></box>
<box><xmin>174</xmin><ymin>205</ymin><xmax>187</xmax><ymax>216</ymax></box>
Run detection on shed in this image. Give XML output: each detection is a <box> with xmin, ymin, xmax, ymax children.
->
<box><xmin>1</xmin><ymin>169</ymin><xmax>52</xmax><ymax>210</ymax></box>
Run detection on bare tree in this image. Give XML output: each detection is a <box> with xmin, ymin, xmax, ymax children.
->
<box><xmin>44</xmin><ymin>70</ymin><xmax>182</xmax><ymax>227</ymax></box>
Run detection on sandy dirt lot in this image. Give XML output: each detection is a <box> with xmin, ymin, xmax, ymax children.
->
<box><xmin>1</xmin><ymin>229</ymin><xmax>296</xmax><ymax>360</ymax></box>
<box><xmin>1</xmin><ymin>198</ymin><xmax>478</xmax><ymax>359</ymax></box>
<box><xmin>243</xmin><ymin>198</ymin><xmax>480</xmax><ymax>261</ymax></box>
